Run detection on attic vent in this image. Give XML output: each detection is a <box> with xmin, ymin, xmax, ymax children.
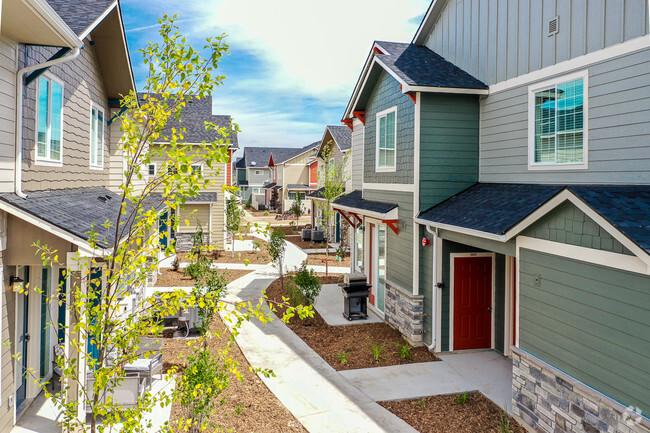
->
<box><xmin>547</xmin><ymin>16</ymin><xmax>559</xmax><ymax>37</ymax></box>
<box><xmin>251</xmin><ymin>161</ymin><xmax>257</xmax><ymax>166</ymax></box>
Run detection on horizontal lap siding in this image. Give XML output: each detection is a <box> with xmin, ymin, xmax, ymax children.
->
<box><xmin>519</xmin><ymin>248</ymin><xmax>650</xmax><ymax>415</ymax></box>
<box><xmin>419</xmin><ymin>225</ymin><xmax>434</xmax><ymax>345</ymax></box>
<box><xmin>351</xmin><ymin>121</ymin><xmax>363</xmax><ymax>190</ymax></box>
<box><xmin>0</xmin><ymin>39</ymin><xmax>17</xmax><ymax>193</ymax></box>
<box><xmin>0</xmin><ymin>260</ymin><xmax>16</xmax><ymax>432</ymax></box>
<box><xmin>364</xmin><ymin>189</ymin><xmax>413</xmax><ymax>291</ymax></box>
<box><xmin>480</xmin><ymin>47</ymin><xmax>650</xmax><ymax>184</ymax></box>
<box><xmin>425</xmin><ymin>0</ymin><xmax>649</xmax><ymax>87</ymax></box>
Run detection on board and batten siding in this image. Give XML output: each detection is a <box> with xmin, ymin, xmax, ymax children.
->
<box><xmin>364</xmin><ymin>189</ymin><xmax>414</xmax><ymax>292</ymax></box>
<box><xmin>424</xmin><ymin>0</ymin><xmax>649</xmax><ymax>86</ymax></box>
<box><xmin>480</xmin><ymin>45</ymin><xmax>650</xmax><ymax>184</ymax></box>
<box><xmin>419</xmin><ymin>93</ymin><xmax>479</xmax><ymax>212</ymax></box>
<box><xmin>350</xmin><ymin>119</ymin><xmax>363</xmax><ymax>191</ymax></box>
<box><xmin>0</xmin><ymin>38</ymin><xmax>17</xmax><ymax>194</ymax></box>
<box><xmin>519</xmin><ymin>248</ymin><xmax>650</xmax><ymax>416</ymax></box>
<box><xmin>20</xmin><ymin>43</ymin><xmax>110</xmax><ymax>191</ymax></box>
<box><xmin>363</xmin><ymin>71</ymin><xmax>414</xmax><ymax>184</ymax></box>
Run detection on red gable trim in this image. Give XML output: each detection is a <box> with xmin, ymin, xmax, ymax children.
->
<box><xmin>353</xmin><ymin>111</ymin><xmax>366</xmax><ymax>125</ymax></box>
<box><xmin>341</xmin><ymin>118</ymin><xmax>354</xmax><ymax>131</ymax></box>
<box><xmin>268</xmin><ymin>154</ymin><xmax>275</xmax><ymax>167</ymax></box>
<box><xmin>373</xmin><ymin>47</ymin><xmax>384</xmax><ymax>55</ymax></box>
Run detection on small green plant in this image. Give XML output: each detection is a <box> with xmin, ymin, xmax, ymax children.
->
<box><xmin>171</xmin><ymin>256</ymin><xmax>180</xmax><ymax>272</ymax></box>
<box><xmin>369</xmin><ymin>340</ymin><xmax>386</xmax><ymax>361</ymax></box>
<box><xmin>233</xmin><ymin>405</ymin><xmax>243</xmax><ymax>415</ymax></box>
<box><xmin>499</xmin><ymin>404</ymin><xmax>511</xmax><ymax>433</ymax></box>
<box><xmin>252</xmin><ymin>239</ymin><xmax>263</xmax><ymax>251</ymax></box>
<box><xmin>394</xmin><ymin>340</ymin><xmax>413</xmax><ymax>361</ymax></box>
<box><xmin>336</xmin><ymin>350</ymin><xmax>350</xmax><ymax>365</ymax></box>
<box><xmin>417</xmin><ymin>398</ymin><xmax>426</xmax><ymax>408</ymax></box>
<box><xmin>288</xmin><ymin>261</ymin><xmax>322</xmax><ymax>306</ymax></box>
<box><xmin>455</xmin><ymin>392</ymin><xmax>469</xmax><ymax>405</ymax></box>
<box><xmin>263</xmin><ymin>210</ymin><xmax>269</xmax><ymax>216</ymax></box>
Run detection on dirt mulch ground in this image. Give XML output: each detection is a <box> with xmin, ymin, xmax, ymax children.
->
<box><xmin>265</xmin><ymin>276</ymin><xmax>438</xmax><ymax>371</ymax></box>
<box><xmin>275</xmin><ymin>225</ymin><xmax>304</xmax><ymax>236</ymax></box>
<box><xmin>306</xmin><ymin>253</ymin><xmax>351</xmax><ymax>268</ymax></box>
<box><xmin>285</xmin><ymin>237</ymin><xmax>327</xmax><ymax>249</ymax></box>
<box><xmin>380</xmin><ymin>392</ymin><xmax>526</xmax><ymax>433</ymax></box>
<box><xmin>176</xmin><ymin>239</ymin><xmax>271</xmax><ymax>265</ymax></box>
<box><xmin>164</xmin><ymin>315</ymin><xmax>306</xmax><ymax>432</ymax></box>
<box><xmin>155</xmin><ymin>268</ymin><xmax>254</xmax><ymax>287</ymax></box>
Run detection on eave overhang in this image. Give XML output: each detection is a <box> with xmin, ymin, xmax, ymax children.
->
<box><xmin>1</xmin><ymin>0</ymin><xmax>82</xmax><ymax>47</ymax></box>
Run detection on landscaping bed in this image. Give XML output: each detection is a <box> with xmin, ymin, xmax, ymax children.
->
<box><xmin>265</xmin><ymin>276</ymin><xmax>438</xmax><ymax>371</ymax></box>
<box><xmin>155</xmin><ymin>268</ymin><xmax>254</xmax><ymax>287</ymax></box>
<box><xmin>379</xmin><ymin>392</ymin><xmax>526</xmax><ymax>433</ymax></box>
<box><xmin>163</xmin><ymin>314</ymin><xmax>306</xmax><ymax>432</ymax></box>
<box><xmin>176</xmin><ymin>239</ymin><xmax>270</xmax><ymax>265</ymax></box>
<box><xmin>306</xmin><ymin>252</ymin><xmax>351</xmax><ymax>268</ymax></box>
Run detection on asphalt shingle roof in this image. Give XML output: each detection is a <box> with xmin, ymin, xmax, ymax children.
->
<box><xmin>46</xmin><ymin>0</ymin><xmax>114</xmax><ymax>36</ymax></box>
<box><xmin>374</xmin><ymin>41</ymin><xmax>487</xmax><ymax>90</ymax></box>
<box><xmin>326</xmin><ymin>126</ymin><xmax>352</xmax><ymax>151</ymax></box>
<box><xmin>417</xmin><ymin>183</ymin><xmax>563</xmax><ymax>235</ymax></box>
<box><xmin>0</xmin><ymin>187</ymin><xmax>133</xmax><ymax>249</ymax></box>
<box><xmin>234</xmin><ymin>157</ymin><xmax>245</xmax><ymax>169</ymax></box>
<box><xmin>308</xmin><ymin>187</ymin><xmax>326</xmax><ymax>199</ymax></box>
<box><xmin>138</xmin><ymin>94</ymin><xmax>238</xmax><ymax>146</ymax></box>
<box><xmin>243</xmin><ymin>142</ymin><xmax>319</xmax><ymax>168</ymax></box>
<box><xmin>333</xmin><ymin>190</ymin><xmax>397</xmax><ymax>215</ymax></box>
<box><xmin>569</xmin><ymin>185</ymin><xmax>650</xmax><ymax>255</ymax></box>
<box><xmin>287</xmin><ymin>184</ymin><xmax>315</xmax><ymax>190</ymax></box>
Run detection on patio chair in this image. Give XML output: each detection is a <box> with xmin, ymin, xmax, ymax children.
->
<box><xmin>85</xmin><ymin>372</ymin><xmax>144</xmax><ymax>413</ymax></box>
<box><xmin>123</xmin><ymin>337</ymin><xmax>163</xmax><ymax>388</ymax></box>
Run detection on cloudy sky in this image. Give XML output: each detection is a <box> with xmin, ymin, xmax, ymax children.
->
<box><xmin>121</xmin><ymin>0</ymin><xmax>429</xmax><ymax>150</ymax></box>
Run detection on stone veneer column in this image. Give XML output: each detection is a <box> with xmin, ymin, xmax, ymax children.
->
<box><xmin>511</xmin><ymin>347</ymin><xmax>650</xmax><ymax>433</ymax></box>
<box><xmin>383</xmin><ymin>281</ymin><xmax>424</xmax><ymax>345</ymax></box>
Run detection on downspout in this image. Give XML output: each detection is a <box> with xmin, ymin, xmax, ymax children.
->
<box><xmin>426</xmin><ymin>225</ymin><xmax>438</xmax><ymax>351</ymax></box>
<box><xmin>15</xmin><ymin>47</ymin><xmax>81</xmax><ymax>198</ymax></box>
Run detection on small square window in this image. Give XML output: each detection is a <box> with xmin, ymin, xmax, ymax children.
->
<box><xmin>191</xmin><ymin>164</ymin><xmax>202</xmax><ymax>173</ymax></box>
<box><xmin>147</xmin><ymin>163</ymin><xmax>156</xmax><ymax>176</ymax></box>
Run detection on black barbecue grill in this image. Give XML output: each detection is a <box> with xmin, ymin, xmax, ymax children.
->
<box><xmin>340</xmin><ymin>273</ymin><xmax>370</xmax><ymax>321</ymax></box>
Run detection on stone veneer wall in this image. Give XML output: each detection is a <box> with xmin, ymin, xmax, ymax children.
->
<box><xmin>384</xmin><ymin>281</ymin><xmax>423</xmax><ymax>345</ymax></box>
<box><xmin>512</xmin><ymin>347</ymin><xmax>650</xmax><ymax>433</ymax></box>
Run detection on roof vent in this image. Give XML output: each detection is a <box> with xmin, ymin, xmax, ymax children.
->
<box><xmin>547</xmin><ymin>16</ymin><xmax>559</xmax><ymax>37</ymax></box>
<box><xmin>251</xmin><ymin>161</ymin><xmax>257</xmax><ymax>166</ymax></box>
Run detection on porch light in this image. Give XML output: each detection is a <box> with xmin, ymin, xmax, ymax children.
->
<box><xmin>10</xmin><ymin>275</ymin><xmax>24</xmax><ymax>293</ymax></box>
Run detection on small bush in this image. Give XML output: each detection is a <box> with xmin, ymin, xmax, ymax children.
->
<box><xmin>263</xmin><ymin>210</ymin><xmax>269</xmax><ymax>216</ymax></box>
<box><xmin>499</xmin><ymin>404</ymin><xmax>511</xmax><ymax>433</ymax></box>
<box><xmin>171</xmin><ymin>257</ymin><xmax>180</xmax><ymax>272</ymax></box>
<box><xmin>455</xmin><ymin>392</ymin><xmax>468</xmax><ymax>405</ymax></box>
<box><xmin>336</xmin><ymin>350</ymin><xmax>350</xmax><ymax>365</ymax></box>
<box><xmin>288</xmin><ymin>262</ymin><xmax>322</xmax><ymax>306</ymax></box>
<box><xmin>369</xmin><ymin>340</ymin><xmax>386</xmax><ymax>361</ymax></box>
<box><xmin>394</xmin><ymin>340</ymin><xmax>413</xmax><ymax>361</ymax></box>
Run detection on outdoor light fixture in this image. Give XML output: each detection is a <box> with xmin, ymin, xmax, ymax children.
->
<box><xmin>10</xmin><ymin>275</ymin><xmax>24</xmax><ymax>293</ymax></box>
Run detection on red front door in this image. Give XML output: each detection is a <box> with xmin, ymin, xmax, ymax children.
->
<box><xmin>453</xmin><ymin>256</ymin><xmax>492</xmax><ymax>350</ymax></box>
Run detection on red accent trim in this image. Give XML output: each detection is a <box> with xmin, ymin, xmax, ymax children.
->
<box><xmin>341</xmin><ymin>118</ymin><xmax>354</xmax><ymax>131</ymax></box>
<box><xmin>348</xmin><ymin>211</ymin><xmax>363</xmax><ymax>226</ymax></box>
<box><xmin>352</xmin><ymin>111</ymin><xmax>366</xmax><ymax>125</ymax></box>
<box><xmin>226</xmin><ymin>149</ymin><xmax>232</xmax><ymax>186</ymax></box>
<box><xmin>268</xmin><ymin>154</ymin><xmax>275</xmax><ymax>167</ymax></box>
<box><xmin>407</xmin><ymin>93</ymin><xmax>417</xmax><ymax>104</ymax></box>
<box><xmin>382</xmin><ymin>219</ymin><xmax>399</xmax><ymax>235</ymax></box>
<box><xmin>373</xmin><ymin>47</ymin><xmax>383</xmax><ymax>55</ymax></box>
<box><xmin>309</xmin><ymin>161</ymin><xmax>318</xmax><ymax>186</ymax></box>
<box><xmin>333</xmin><ymin>208</ymin><xmax>354</xmax><ymax>227</ymax></box>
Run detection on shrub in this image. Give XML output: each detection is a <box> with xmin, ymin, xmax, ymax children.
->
<box><xmin>263</xmin><ymin>210</ymin><xmax>269</xmax><ymax>216</ymax></box>
<box><xmin>455</xmin><ymin>392</ymin><xmax>468</xmax><ymax>405</ymax></box>
<box><xmin>369</xmin><ymin>340</ymin><xmax>386</xmax><ymax>361</ymax></box>
<box><xmin>336</xmin><ymin>350</ymin><xmax>350</xmax><ymax>365</ymax></box>
<box><xmin>288</xmin><ymin>262</ymin><xmax>321</xmax><ymax>306</ymax></box>
<box><xmin>171</xmin><ymin>257</ymin><xmax>180</xmax><ymax>272</ymax></box>
<box><xmin>394</xmin><ymin>340</ymin><xmax>413</xmax><ymax>361</ymax></box>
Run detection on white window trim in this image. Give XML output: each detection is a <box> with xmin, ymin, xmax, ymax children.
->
<box><xmin>375</xmin><ymin>106</ymin><xmax>397</xmax><ymax>172</ymax></box>
<box><xmin>146</xmin><ymin>163</ymin><xmax>157</xmax><ymax>177</ymax></box>
<box><xmin>527</xmin><ymin>70</ymin><xmax>589</xmax><ymax>171</ymax></box>
<box><xmin>191</xmin><ymin>164</ymin><xmax>203</xmax><ymax>173</ymax></box>
<box><xmin>35</xmin><ymin>74</ymin><xmax>64</xmax><ymax>167</ymax></box>
<box><xmin>89</xmin><ymin>102</ymin><xmax>105</xmax><ymax>170</ymax></box>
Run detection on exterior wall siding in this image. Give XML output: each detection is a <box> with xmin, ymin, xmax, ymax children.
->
<box><xmin>0</xmin><ymin>38</ymin><xmax>17</xmax><ymax>193</ymax></box>
<box><xmin>425</xmin><ymin>0</ymin><xmax>650</xmax><ymax>86</ymax></box>
<box><xmin>523</xmin><ymin>201</ymin><xmax>633</xmax><ymax>255</ymax></box>
<box><xmin>247</xmin><ymin>168</ymin><xmax>271</xmax><ymax>186</ymax></box>
<box><xmin>519</xmin><ymin>248</ymin><xmax>650</xmax><ymax>416</ymax></box>
<box><xmin>480</xmin><ymin>46</ymin><xmax>650</xmax><ymax>184</ymax></box>
<box><xmin>419</xmin><ymin>93</ymin><xmax>480</xmax><ymax>211</ymax></box>
<box><xmin>363</xmin><ymin>189</ymin><xmax>413</xmax><ymax>291</ymax></box>
<box><xmin>351</xmin><ymin>120</ymin><xmax>363</xmax><ymax>190</ymax></box>
<box><xmin>419</xmin><ymin>225</ymin><xmax>434</xmax><ymax>346</ymax></box>
<box><xmin>0</xmin><ymin>262</ymin><xmax>16</xmax><ymax>432</ymax></box>
<box><xmin>363</xmin><ymin>71</ymin><xmax>414</xmax><ymax>184</ymax></box>
<box><xmin>20</xmin><ymin>43</ymin><xmax>110</xmax><ymax>191</ymax></box>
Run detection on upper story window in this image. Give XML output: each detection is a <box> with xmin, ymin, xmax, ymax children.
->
<box><xmin>90</xmin><ymin>104</ymin><xmax>104</xmax><ymax>169</ymax></box>
<box><xmin>376</xmin><ymin>106</ymin><xmax>396</xmax><ymax>171</ymax></box>
<box><xmin>529</xmin><ymin>71</ymin><xmax>588</xmax><ymax>170</ymax></box>
<box><xmin>191</xmin><ymin>164</ymin><xmax>202</xmax><ymax>173</ymax></box>
<box><xmin>255</xmin><ymin>170</ymin><xmax>262</xmax><ymax>175</ymax></box>
<box><xmin>36</xmin><ymin>76</ymin><xmax>64</xmax><ymax>165</ymax></box>
<box><xmin>147</xmin><ymin>163</ymin><xmax>156</xmax><ymax>176</ymax></box>
<box><xmin>288</xmin><ymin>192</ymin><xmax>305</xmax><ymax>200</ymax></box>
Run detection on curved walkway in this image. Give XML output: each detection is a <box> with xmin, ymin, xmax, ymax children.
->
<box><xmin>220</xmin><ymin>239</ymin><xmax>418</xmax><ymax>433</ymax></box>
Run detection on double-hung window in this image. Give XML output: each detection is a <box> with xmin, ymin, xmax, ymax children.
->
<box><xmin>529</xmin><ymin>72</ymin><xmax>587</xmax><ymax>169</ymax></box>
<box><xmin>36</xmin><ymin>76</ymin><xmax>64</xmax><ymax>164</ymax></box>
<box><xmin>90</xmin><ymin>104</ymin><xmax>104</xmax><ymax>168</ymax></box>
<box><xmin>376</xmin><ymin>107</ymin><xmax>396</xmax><ymax>171</ymax></box>
<box><xmin>191</xmin><ymin>164</ymin><xmax>202</xmax><ymax>173</ymax></box>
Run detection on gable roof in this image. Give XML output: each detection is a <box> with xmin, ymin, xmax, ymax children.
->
<box><xmin>343</xmin><ymin>40</ymin><xmax>487</xmax><ymax>120</ymax></box>
<box><xmin>46</xmin><ymin>0</ymin><xmax>115</xmax><ymax>37</ymax></box>
<box><xmin>234</xmin><ymin>157</ymin><xmax>245</xmax><ymax>169</ymax></box>
<box><xmin>412</xmin><ymin>0</ymin><xmax>450</xmax><ymax>46</ymax></box>
<box><xmin>319</xmin><ymin>125</ymin><xmax>352</xmax><ymax>155</ymax></box>
<box><xmin>243</xmin><ymin>142</ymin><xmax>319</xmax><ymax>168</ymax></box>
<box><xmin>140</xmin><ymin>94</ymin><xmax>238</xmax><ymax>147</ymax></box>
<box><xmin>274</xmin><ymin>141</ymin><xmax>320</xmax><ymax>164</ymax></box>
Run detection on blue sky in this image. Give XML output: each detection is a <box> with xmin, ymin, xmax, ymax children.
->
<box><xmin>121</xmin><ymin>0</ymin><xmax>429</xmax><ymax>151</ymax></box>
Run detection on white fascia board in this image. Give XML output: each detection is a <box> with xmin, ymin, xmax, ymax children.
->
<box><xmin>334</xmin><ymin>203</ymin><xmax>397</xmax><ymax>221</ymax></box>
<box><xmin>26</xmin><ymin>0</ymin><xmax>83</xmax><ymax>47</ymax></box>
<box><xmin>79</xmin><ymin>1</ymin><xmax>117</xmax><ymax>39</ymax></box>
<box><xmin>403</xmin><ymin>85</ymin><xmax>489</xmax><ymax>95</ymax></box>
<box><xmin>413</xmin><ymin>217</ymin><xmax>506</xmax><ymax>241</ymax></box>
<box><xmin>412</xmin><ymin>0</ymin><xmax>445</xmax><ymax>46</ymax></box>
<box><xmin>343</xmin><ymin>44</ymin><xmax>382</xmax><ymax>119</ymax></box>
<box><xmin>374</xmin><ymin>57</ymin><xmax>408</xmax><ymax>88</ymax></box>
<box><xmin>0</xmin><ymin>200</ymin><xmax>105</xmax><ymax>256</ymax></box>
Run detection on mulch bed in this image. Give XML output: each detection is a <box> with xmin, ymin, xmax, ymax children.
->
<box><xmin>379</xmin><ymin>392</ymin><xmax>526</xmax><ymax>433</ymax></box>
<box><xmin>164</xmin><ymin>314</ymin><xmax>306</xmax><ymax>432</ymax></box>
<box><xmin>176</xmin><ymin>239</ymin><xmax>270</xmax><ymax>265</ymax></box>
<box><xmin>265</xmin><ymin>276</ymin><xmax>438</xmax><ymax>371</ymax></box>
<box><xmin>275</xmin><ymin>225</ymin><xmax>303</xmax><ymax>236</ymax></box>
<box><xmin>306</xmin><ymin>253</ymin><xmax>351</xmax><ymax>268</ymax></box>
<box><xmin>285</xmin><ymin>237</ymin><xmax>326</xmax><ymax>249</ymax></box>
<box><xmin>155</xmin><ymin>268</ymin><xmax>254</xmax><ymax>287</ymax></box>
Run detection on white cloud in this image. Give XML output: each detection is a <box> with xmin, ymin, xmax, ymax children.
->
<box><xmin>192</xmin><ymin>0</ymin><xmax>429</xmax><ymax>101</ymax></box>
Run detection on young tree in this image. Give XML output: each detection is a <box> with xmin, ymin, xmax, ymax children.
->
<box><xmin>269</xmin><ymin>189</ymin><xmax>279</xmax><ymax>212</ymax></box>
<box><xmin>290</xmin><ymin>192</ymin><xmax>304</xmax><ymax>220</ymax></box>
<box><xmin>30</xmin><ymin>15</ymin><xmax>312</xmax><ymax>433</ymax></box>
<box><xmin>268</xmin><ymin>228</ymin><xmax>287</xmax><ymax>292</ymax></box>
<box><xmin>226</xmin><ymin>193</ymin><xmax>244</xmax><ymax>257</ymax></box>
<box><xmin>315</xmin><ymin>141</ymin><xmax>348</xmax><ymax>276</ymax></box>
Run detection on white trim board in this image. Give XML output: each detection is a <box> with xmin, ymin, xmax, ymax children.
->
<box><xmin>362</xmin><ymin>183</ymin><xmax>415</xmax><ymax>192</ymax></box>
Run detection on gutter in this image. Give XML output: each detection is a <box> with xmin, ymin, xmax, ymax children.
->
<box><xmin>15</xmin><ymin>46</ymin><xmax>81</xmax><ymax>198</ymax></box>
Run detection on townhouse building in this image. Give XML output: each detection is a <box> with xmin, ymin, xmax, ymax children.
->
<box><xmin>335</xmin><ymin>1</ymin><xmax>650</xmax><ymax>433</ymax></box>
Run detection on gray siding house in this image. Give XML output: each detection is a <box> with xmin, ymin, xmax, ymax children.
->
<box><xmin>333</xmin><ymin>1</ymin><xmax>650</xmax><ymax>433</ymax></box>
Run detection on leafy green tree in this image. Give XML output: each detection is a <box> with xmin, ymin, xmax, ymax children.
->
<box><xmin>290</xmin><ymin>192</ymin><xmax>304</xmax><ymax>220</ymax></box>
<box><xmin>288</xmin><ymin>261</ymin><xmax>322</xmax><ymax>306</ymax></box>
<box><xmin>315</xmin><ymin>142</ymin><xmax>348</xmax><ymax>275</ymax></box>
<box><xmin>29</xmin><ymin>15</ymin><xmax>313</xmax><ymax>433</ymax></box>
<box><xmin>268</xmin><ymin>228</ymin><xmax>287</xmax><ymax>292</ymax></box>
<box><xmin>226</xmin><ymin>193</ymin><xmax>244</xmax><ymax>257</ymax></box>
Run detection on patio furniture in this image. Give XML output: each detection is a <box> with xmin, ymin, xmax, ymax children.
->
<box><xmin>85</xmin><ymin>372</ymin><xmax>145</xmax><ymax>413</ymax></box>
<box><xmin>123</xmin><ymin>337</ymin><xmax>163</xmax><ymax>388</ymax></box>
